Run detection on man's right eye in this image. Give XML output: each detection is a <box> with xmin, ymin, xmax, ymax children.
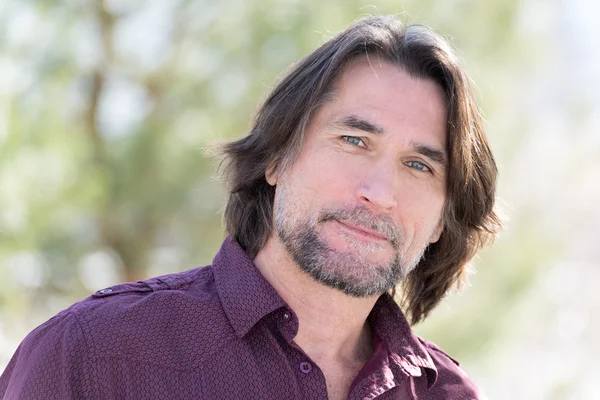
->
<box><xmin>342</xmin><ymin>135</ymin><xmax>367</xmax><ymax>148</ymax></box>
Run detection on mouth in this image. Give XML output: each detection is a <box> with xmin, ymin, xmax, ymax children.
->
<box><xmin>334</xmin><ymin>220</ymin><xmax>389</xmax><ymax>242</ymax></box>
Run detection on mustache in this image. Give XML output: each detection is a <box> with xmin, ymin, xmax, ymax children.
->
<box><xmin>318</xmin><ymin>206</ymin><xmax>401</xmax><ymax>246</ymax></box>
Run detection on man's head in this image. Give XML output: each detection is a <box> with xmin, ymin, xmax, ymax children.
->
<box><xmin>221</xmin><ymin>15</ymin><xmax>501</xmax><ymax>324</ymax></box>
<box><xmin>266</xmin><ymin>58</ymin><xmax>447</xmax><ymax>300</ymax></box>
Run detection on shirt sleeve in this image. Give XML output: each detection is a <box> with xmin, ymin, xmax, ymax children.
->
<box><xmin>0</xmin><ymin>310</ymin><xmax>96</xmax><ymax>399</ymax></box>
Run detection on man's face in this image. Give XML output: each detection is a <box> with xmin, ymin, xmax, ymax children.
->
<box><xmin>268</xmin><ymin>57</ymin><xmax>448</xmax><ymax>297</ymax></box>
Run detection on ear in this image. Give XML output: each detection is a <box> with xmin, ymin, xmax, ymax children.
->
<box><xmin>429</xmin><ymin>220</ymin><xmax>444</xmax><ymax>244</ymax></box>
<box><xmin>265</xmin><ymin>162</ymin><xmax>279</xmax><ymax>186</ymax></box>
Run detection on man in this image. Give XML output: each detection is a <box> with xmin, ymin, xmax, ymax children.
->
<box><xmin>1</xmin><ymin>15</ymin><xmax>500</xmax><ymax>399</ymax></box>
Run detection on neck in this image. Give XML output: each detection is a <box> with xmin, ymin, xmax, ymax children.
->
<box><xmin>253</xmin><ymin>235</ymin><xmax>378</xmax><ymax>364</ymax></box>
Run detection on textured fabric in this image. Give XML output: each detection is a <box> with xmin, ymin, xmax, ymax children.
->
<box><xmin>1</xmin><ymin>237</ymin><xmax>482</xmax><ymax>399</ymax></box>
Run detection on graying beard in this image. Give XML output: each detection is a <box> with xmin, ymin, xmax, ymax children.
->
<box><xmin>275</xmin><ymin>215</ymin><xmax>408</xmax><ymax>297</ymax></box>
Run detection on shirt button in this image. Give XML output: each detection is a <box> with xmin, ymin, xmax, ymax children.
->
<box><xmin>283</xmin><ymin>312</ymin><xmax>291</xmax><ymax>321</ymax></box>
<box><xmin>97</xmin><ymin>288</ymin><xmax>113</xmax><ymax>294</ymax></box>
<box><xmin>299</xmin><ymin>361</ymin><xmax>313</xmax><ymax>374</ymax></box>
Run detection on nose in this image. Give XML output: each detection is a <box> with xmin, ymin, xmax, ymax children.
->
<box><xmin>355</xmin><ymin>163</ymin><xmax>398</xmax><ymax>212</ymax></box>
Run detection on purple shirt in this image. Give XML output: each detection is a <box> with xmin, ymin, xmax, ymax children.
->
<box><xmin>1</xmin><ymin>237</ymin><xmax>482</xmax><ymax>399</ymax></box>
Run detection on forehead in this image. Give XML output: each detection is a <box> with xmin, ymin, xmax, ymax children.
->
<box><xmin>319</xmin><ymin>56</ymin><xmax>448</xmax><ymax>147</ymax></box>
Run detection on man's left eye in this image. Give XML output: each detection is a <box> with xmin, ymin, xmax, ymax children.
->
<box><xmin>406</xmin><ymin>161</ymin><xmax>431</xmax><ymax>172</ymax></box>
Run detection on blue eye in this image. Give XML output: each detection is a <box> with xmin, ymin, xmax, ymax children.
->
<box><xmin>406</xmin><ymin>160</ymin><xmax>431</xmax><ymax>173</ymax></box>
<box><xmin>342</xmin><ymin>136</ymin><xmax>366</xmax><ymax>148</ymax></box>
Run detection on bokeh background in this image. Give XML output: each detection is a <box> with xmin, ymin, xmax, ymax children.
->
<box><xmin>1</xmin><ymin>0</ymin><xmax>599</xmax><ymax>398</ymax></box>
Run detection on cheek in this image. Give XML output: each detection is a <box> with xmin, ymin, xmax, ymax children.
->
<box><xmin>396</xmin><ymin>182</ymin><xmax>445</xmax><ymax>226</ymax></box>
<box><xmin>295</xmin><ymin>153</ymin><xmax>358</xmax><ymax>197</ymax></box>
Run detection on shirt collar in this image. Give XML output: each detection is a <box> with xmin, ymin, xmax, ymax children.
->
<box><xmin>212</xmin><ymin>236</ymin><xmax>288</xmax><ymax>338</ymax></box>
<box><xmin>369</xmin><ymin>294</ymin><xmax>438</xmax><ymax>387</ymax></box>
<box><xmin>212</xmin><ymin>237</ymin><xmax>438</xmax><ymax>387</ymax></box>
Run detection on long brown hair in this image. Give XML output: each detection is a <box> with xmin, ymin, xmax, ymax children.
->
<box><xmin>220</xmin><ymin>15</ymin><xmax>501</xmax><ymax>324</ymax></box>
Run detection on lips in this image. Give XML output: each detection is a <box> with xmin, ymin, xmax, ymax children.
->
<box><xmin>334</xmin><ymin>220</ymin><xmax>388</xmax><ymax>241</ymax></box>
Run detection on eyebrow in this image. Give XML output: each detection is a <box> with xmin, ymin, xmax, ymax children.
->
<box><xmin>411</xmin><ymin>142</ymin><xmax>447</xmax><ymax>168</ymax></box>
<box><xmin>333</xmin><ymin>114</ymin><xmax>385</xmax><ymax>135</ymax></box>
<box><xmin>331</xmin><ymin>113</ymin><xmax>447</xmax><ymax>167</ymax></box>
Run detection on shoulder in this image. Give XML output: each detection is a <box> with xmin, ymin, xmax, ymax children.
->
<box><xmin>418</xmin><ymin>337</ymin><xmax>462</xmax><ymax>369</ymax></box>
<box><xmin>72</xmin><ymin>265</ymin><xmax>219</xmax><ymax>326</ymax></box>
<box><xmin>77</xmin><ymin>264</ymin><xmax>218</xmax><ymax>318</ymax></box>
<box><xmin>68</xmin><ymin>265</ymin><xmax>236</xmax><ymax>367</ymax></box>
<box><xmin>1</xmin><ymin>265</ymin><xmax>236</xmax><ymax>397</ymax></box>
<box><xmin>416</xmin><ymin>337</ymin><xmax>487</xmax><ymax>399</ymax></box>
<box><xmin>0</xmin><ymin>308</ymin><xmax>92</xmax><ymax>397</ymax></box>
<box><xmin>8</xmin><ymin>266</ymin><xmax>235</xmax><ymax>374</ymax></box>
